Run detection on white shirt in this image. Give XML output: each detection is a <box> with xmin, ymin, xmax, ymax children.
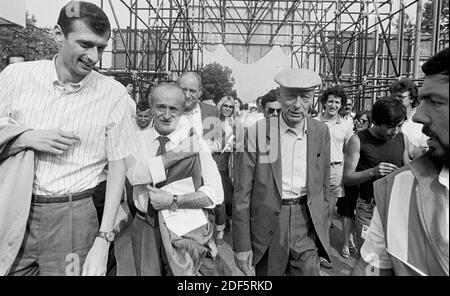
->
<box><xmin>402</xmin><ymin>118</ymin><xmax>429</xmax><ymax>152</ymax></box>
<box><xmin>361</xmin><ymin>166</ymin><xmax>449</xmax><ymax>270</ymax></box>
<box><xmin>0</xmin><ymin>59</ymin><xmax>137</xmax><ymax>195</ymax></box>
<box><xmin>279</xmin><ymin>115</ymin><xmax>308</xmax><ymax>198</ymax></box>
<box><xmin>125</xmin><ymin>117</ymin><xmax>224</xmax><ymax>212</ymax></box>
<box><xmin>183</xmin><ymin>102</ymin><xmax>221</xmax><ymax>153</ymax></box>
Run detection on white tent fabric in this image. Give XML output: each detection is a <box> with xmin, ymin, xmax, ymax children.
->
<box><xmin>203</xmin><ymin>44</ymin><xmax>292</xmax><ymax>103</ymax></box>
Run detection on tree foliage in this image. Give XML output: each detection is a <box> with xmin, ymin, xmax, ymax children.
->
<box><xmin>1</xmin><ymin>13</ymin><xmax>58</xmax><ymax>71</ymax></box>
<box><xmin>200</xmin><ymin>62</ymin><xmax>236</xmax><ymax>104</ymax></box>
<box><xmin>421</xmin><ymin>0</ymin><xmax>449</xmax><ymax>34</ymax></box>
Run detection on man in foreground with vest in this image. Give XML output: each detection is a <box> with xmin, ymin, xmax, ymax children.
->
<box><xmin>125</xmin><ymin>83</ymin><xmax>223</xmax><ymax>275</ymax></box>
<box><xmin>352</xmin><ymin>48</ymin><xmax>449</xmax><ymax>276</ymax></box>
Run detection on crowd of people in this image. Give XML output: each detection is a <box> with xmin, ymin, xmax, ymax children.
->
<box><xmin>0</xmin><ymin>1</ymin><xmax>448</xmax><ymax>276</ymax></box>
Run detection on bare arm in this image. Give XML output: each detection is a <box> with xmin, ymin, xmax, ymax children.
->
<box><xmin>82</xmin><ymin>159</ymin><xmax>126</xmax><ymax>276</ymax></box>
<box><xmin>343</xmin><ymin>134</ymin><xmax>398</xmax><ymax>185</ymax></box>
<box><xmin>343</xmin><ymin>134</ymin><xmax>374</xmax><ymax>185</ymax></box>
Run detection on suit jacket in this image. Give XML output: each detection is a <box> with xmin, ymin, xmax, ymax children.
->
<box><xmin>232</xmin><ymin>116</ymin><xmax>331</xmax><ymax>265</ymax></box>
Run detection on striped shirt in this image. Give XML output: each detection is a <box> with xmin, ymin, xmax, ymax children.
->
<box><xmin>0</xmin><ymin>58</ymin><xmax>137</xmax><ymax>195</ymax></box>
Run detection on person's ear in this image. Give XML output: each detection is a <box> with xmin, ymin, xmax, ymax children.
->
<box><xmin>53</xmin><ymin>25</ymin><xmax>64</xmax><ymax>46</ymax></box>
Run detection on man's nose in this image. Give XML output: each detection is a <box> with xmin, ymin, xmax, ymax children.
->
<box><xmin>86</xmin><ymin>47</ymin><xmax>99</xmax><ymax>63</ymax></box>
<box><xmin>412</xmin><ymin>101</ymin><xmax>428</xmax><ymax>125</ymax></box>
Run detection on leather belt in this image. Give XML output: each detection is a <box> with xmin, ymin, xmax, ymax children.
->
<box><xmin>282</xmin><ymin>195</ymin><xmax>307</xmax><ymax>205</ymax></box>
<box><xmin>330</xmin><ymin>161</ymin><xmax>343</xmax><ymax>167</ymax></box>
<box><xmin>32</xmin><ymin>188</ymin><xmax>96</xmax><ymax>204</ymax></box>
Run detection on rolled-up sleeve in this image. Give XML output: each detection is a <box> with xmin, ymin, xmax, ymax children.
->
<box><xmin>198</xmin><ymin>141</ymin><xmax>224</xmax><ymax>208</ymax></box>
<box><xmin>360</xmin><ymin>207</ymin><xmax>393</xmax><ymax>269</ymax></box>
<box><xmin>106</xmin><ymin>94</ymin><xmax>138</xmax><ymax>161</ymax></box>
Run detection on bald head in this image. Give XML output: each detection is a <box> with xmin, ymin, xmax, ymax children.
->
<box><xmin>151</xmin><ymin>83</ymin><xmax>185</xmax><ymax>135</ymax></box>
<box><xmin>177</xmin><ymin>71</ymin><xmax>203</xmax><ymax>111</ymax></box>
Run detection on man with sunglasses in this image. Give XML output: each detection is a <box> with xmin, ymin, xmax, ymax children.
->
<box><xmin>125</xmin><ymin>83</ymin><xmax>223</xmax><ymax>275</ymax></box>
<box><xmin>261</xmin><ymin>89</ymin><xmax>282</xmax><ymax>118</ymax></box>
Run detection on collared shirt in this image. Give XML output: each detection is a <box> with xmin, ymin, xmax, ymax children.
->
<box><xmin>279</xmin><ymin>114</ymin><xmax>308</xmax><ymax>199</ymax></box>
<box><xmin>125</xmin><ymin>117</ymin><xmax>224</xmax><ymax>212</ymax></box>
<box><xmin>0</xmin><ymin>58</ymin><xmax>137</xmax><ymax>195</ymax></box>
<box><xmin>316</xmin><ymin>113</ymin><xmax>353</xmax><ymax>163</ymax></box>
<box><xmin>361</xmin><ymin>166</ymin><xmax>449</xmax><ymax>270</ymax></box>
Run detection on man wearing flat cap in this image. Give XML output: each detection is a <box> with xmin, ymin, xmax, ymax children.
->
<box><xmin>233</xmin><ymin>68</ymin><xmax>331</xmax><ymax>276</ymax></box>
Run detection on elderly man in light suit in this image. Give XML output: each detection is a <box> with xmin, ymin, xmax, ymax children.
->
<box><xmin>233</xmin><ymin>69</ymin><xmax>331</xmax><ymax>276</ymax></box>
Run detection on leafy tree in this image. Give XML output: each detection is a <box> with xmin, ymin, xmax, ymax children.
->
<box><xmin>200</xmin><ymin>62</ymin><xmax>236</xmax><ymax>104</ymax></box>
<box><xmin>1</xmin><ymin>12</ymin><xmax>58</xmax><ymax>71</ymax></box>
<box><xmin>421</xmin><ymin>0</ymin><xmax>449</xmax><ymax>34</ymax></box>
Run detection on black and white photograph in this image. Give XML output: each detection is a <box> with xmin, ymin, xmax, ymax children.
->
<box><xmin>0</xmin><ymin>0</ymin><xmax>448</xmax><ymax>279</ymax></box>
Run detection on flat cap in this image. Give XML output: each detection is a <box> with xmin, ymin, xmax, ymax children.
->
<box><xmin>274</xmin><ymin>68</ymin><xmax>321</xmax><ymax>89</ymax></box>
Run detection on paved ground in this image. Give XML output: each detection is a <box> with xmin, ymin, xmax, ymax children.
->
<box><xmin>113</xmin><ymin>202</ymin><xmax>357</xmax><ymax>276</ymax></box>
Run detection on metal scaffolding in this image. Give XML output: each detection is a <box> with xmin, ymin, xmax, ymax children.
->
<box><xmin>101</xmin><ymin>0</ymin><xmax>448</xmax><ymax>108</ymax></box>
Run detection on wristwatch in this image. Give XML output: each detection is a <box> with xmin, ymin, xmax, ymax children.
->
<box><xmin>96</xmin><ymin>231</ymin><xmax>115</xmax><ymax>243</ymax></box>
<box><xmin>170</xmin><ymin>194</ymin><xmax>178</xmax><ymax>212</ymax></box>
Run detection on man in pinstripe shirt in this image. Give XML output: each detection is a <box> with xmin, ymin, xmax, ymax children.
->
<box><xmin>0</xmin><ymin>2</ymin><xmax>137</xmax><ymax>275</ymax></box>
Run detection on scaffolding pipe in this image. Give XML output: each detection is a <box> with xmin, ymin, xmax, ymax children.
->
<box><xmin>413</xmin><ymin>0</ymin><xmax>423</xmax><ymax>79</ymax></box>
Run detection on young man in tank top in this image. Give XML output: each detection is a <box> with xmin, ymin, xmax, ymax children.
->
<box><xmin>342</xmin><ymin>97</ymin><xmax>410</xmax><ymax>252</ymax></box>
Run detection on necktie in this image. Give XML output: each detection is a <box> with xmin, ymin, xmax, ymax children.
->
<box><xmin>156</xmin><ymin>136</ymin><xmax>170</xmax><ymax>156</ymax></box>
<box><xmin>146</xmin><ymin>135</ymin><xmax>170</xmax><ymax>227</ymax></box>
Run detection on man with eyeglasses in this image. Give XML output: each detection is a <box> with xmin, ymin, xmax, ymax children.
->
<box><xmin>125</xmin><ymin>83</ymin><xmax>223</xmax><ymax>275</ymax></box>
<box><xmin>261</xmin><ymin>89</ymin><xmax>281</xmax><ymax>118</ymax></box>
<box><xmin>316</xmin><ymin>85</ymin><xmax>354</xmax><ymax>269</ymax></box>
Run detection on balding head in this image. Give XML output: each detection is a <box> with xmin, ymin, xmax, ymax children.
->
<box><xmin>176</xmin><ymin>71</ymin><xmax>203</xmax><ymax>112</ymax></box>
<box><xmin>151</xmin><ymin>83</ymin><xmax>185</xmax><ymax>135</ymax></box>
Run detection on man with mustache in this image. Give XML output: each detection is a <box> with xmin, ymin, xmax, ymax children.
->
<box><xmin>352</xmin><ymin>48</ymin><xmax>449</xmax><ymax>276</ymax></box>
<box><xmin>0</xmin><ymin>2</ymin><xmax>137</xmax><ymax>275</ymax></box>
<box><xmin>125</xmin><ymin>83</ymin><xmax>223</xmax><ymax>275</ymax></box>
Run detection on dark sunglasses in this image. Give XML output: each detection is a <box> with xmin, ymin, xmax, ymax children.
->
<box><xmin>268</xmin><ymin>108</ymin><xmax>281</xmax><ymax>114</ymax></box>
<box><xmin>222</xmin><ymin>104</ymin><xmax>234</xmax><ymax>109</ymax></box>
<box><xmin>355</xmin><ymin>118</ymin><xmax>368</xmax><ymax>124</ymax></box>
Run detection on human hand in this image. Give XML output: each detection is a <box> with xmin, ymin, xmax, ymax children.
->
<box><xmin>373</xmin><ymin>162</ymin><xmax>398</xmax><ymax>177</ymax></box>
<box><xmin>147</xmin><ymin>186</ymin><xmax>173</xmax><ymax>210</ymax></box>
<box><xmin>81</xmin><ymin>237</ymin><xmax>109</xmax><ymax>276</ymax></box>
<box><xmin>20</xmin><ymin>129</ymin><xmax>80</xmax><ymax>155</ymax></box>
<box><xmin>234</xmin><ymin>250</ymin><xmax>254</xmax><ymax>276</ymax></box>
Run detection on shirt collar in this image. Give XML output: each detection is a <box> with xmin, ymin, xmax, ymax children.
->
<box><xmin>319</xmin><ymin>112</ymin><xmax>342</xmax><ymax>124</ymax></box>
<box><xmin>279</xmin><ymin>113</ymin><xmax>307</xmax><ymax>139</ymax></box>
<box><xmin>151</xmin><ymin>117</ymin><xmax>190</xmax><ymax>146</ymax></box>
<box><xmin>51</xmin><ymin>55</ymin><xmax>90</xmax><ymax>91</ymax></box>
<box><xmin>439</xmin><ymin>166</ymin><xmax>449</xmax><ymax>191</ymax></box>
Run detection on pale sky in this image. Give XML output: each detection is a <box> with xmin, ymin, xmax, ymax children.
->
<box><xmin>20</xmin><ymin>0</ymin><xmax>420</xmax><ymax>101</ymax></box>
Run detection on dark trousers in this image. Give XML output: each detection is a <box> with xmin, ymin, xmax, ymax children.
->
<box><xmin>255</xmin><ymin>203</ymin><xmax>320</xmax><ymax>276</ymax></box>
<box><xmin>8</xmin><ymin>196</ymin><xmax>98</xmax><ymax>276</ymax></box>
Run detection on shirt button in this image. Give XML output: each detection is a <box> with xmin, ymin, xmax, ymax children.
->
<box><xmin>269</xmin><ymin>230</ymin><xmax>274</xmax><ymax>235</ymax></box>
<box><xmin>274</xmin><ymin>211</ymin><xmax>280</xmax><ymax>216</ymax></box>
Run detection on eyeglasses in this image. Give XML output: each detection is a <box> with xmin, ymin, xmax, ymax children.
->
<box><xmin>222</xmin><ymin>104</ymin><xmax>234</xmax><ymax>109</ymax></box>
<box><xmin>268</xmin><ymin>108</ymin><xmax>281</xmax><ymax>115</ymax></box>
